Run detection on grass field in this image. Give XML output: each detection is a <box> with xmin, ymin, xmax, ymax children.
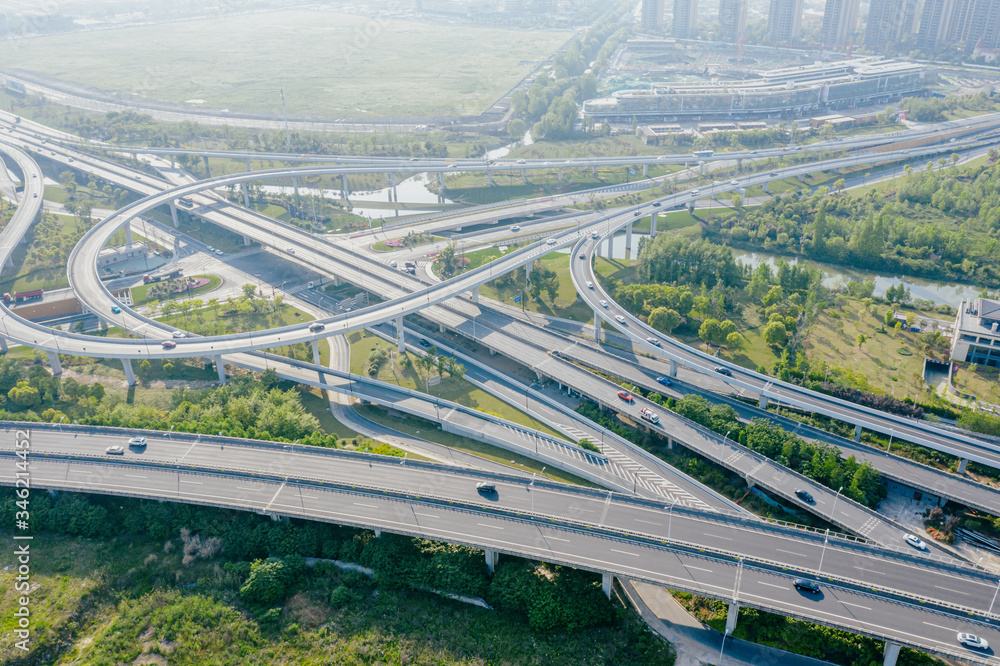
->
<box><xmin>130</xmin><ymin>274</ymin><xmax>222</xmax><ymax>305</ymax></box>
<box><xmin>5</xmin><ymin>11</ymin><xmax>569</xmax><ymax>117</ymax></box>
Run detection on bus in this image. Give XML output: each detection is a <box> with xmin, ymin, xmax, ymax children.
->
<box><xmin>692</xmin><ymin>150</ymin><xmax>715</xmax><ymax>158</ymax></box>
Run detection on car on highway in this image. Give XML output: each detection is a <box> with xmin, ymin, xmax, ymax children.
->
<box><xmin>510</xmin><ymin>225</ymin><xmax>520</xmax><ymax>232</ymax></box>
<box><xmin>214</xmin><ymin>249</ymin><xmax>224</xmax><ymax>256</ymax></box>
<box><xmin>770</xmin><ymin>171</ymin><xmax>779</xmax><ymax>176</ymax></box>
<box><xmin>418</xmin><ymin>338</ymin><xmax>430</xmax><ymax>347</ymax></box>
<box><xmin>476</xmin><ymin>482</ymin><xmax>496</xmax><ymax>493</ymax></box>
<box><xmin>591</xmin><ymin>232</ymin><xmax>600</xmax><ymax>239</ymax></box>
<box><xmin>128</xmin><ymin>437</ymin><xmax>147</xmax><ymax>448</ymax></box>
<box><xmin>308</xmin><ymin>323</ymin><xmax>325</xmax><ymax>333</ymax></box>
<box><xmin>67</xmin><ymin>157</ymin><xmax>74</xmax><ymax>163</ymax></box>
<box><xmin>390</xmin><ymin>260</ymin><xmax>397</xmax><ymax>268</ymax></box>
<box><xmin>111</xmin><ymin>306</ymin><xmax>121</xmax><ymax>314</ymax></box>
<box><xmin>793</xmin><ymin>578</ymin><xmax>820</xmax><ymax>594</ymax></box>
<box><xmin>652</xmin><ymin>201</ymin><xmax>661</xmax><ymax>207</ymax></box>
<box><xmin>287</xmin><ymin>247</ymin><xmax>296</xmax><ymax>254</ymax></box>
<box><xmin>516</xmin><ymin>159</ymin><xmax>526</xmax><ymax>164</ymax></box>
<box><xmin>160</xmin><ymin>340</ymin><xmax>177</xmax><ymax>349</ymax></box>
<box><xmin>599</xmin><ymin>299</ymin><xmax>608</xmax><ymax>308</ymax></box>
<box><xmin>905</xmin><ymin>534</ymin><xmax>928</xmax><ymax>550</ymax></box>
<box><xmin>586</xmin><ymin>281</ymin><xmax>594</xmax><ymax>289</ymax></box>
<box><xmin>730</xmin><ymin>180</ymin><xmax>739</xmax><ymax>186</ymax></box>
<box><xmin>33</xmin><ymin>192</ymin><xmax>38</xmax><ymax>198</ymax></box>
<box><xmin>958</xmin><ymin>633</ymin><xmax>989</xmax><ymax>650</ymax></box>
<box><xmin>171</xmin><ymin>331</ymin><xmax>187</xmax><ymax>338</ymax></box>
<box><xmin>646</xmin><ymin>337</ymin><xmax>660</xmax><ymax>346</ymax></box>
<box><xmin>105</xmin><ymin>446</ymin><xmax>125</xmax><ymax>455</ymax></box>
<box><xmin>614</xmin><ymin>315</ymin><xmax>626</xmax><ymax>324</ymax></box>
<box><xmin>691</xmin><ymin>189</ymin><xmax>700</xmax><ymax>195</ymax></box>
<box><xmin>656</xmin><ymin>376</ymin><xmax>672</xmax><ymax>387</ymax></box>
<box><xmin>207</xmin><ymin>246</ymin><xmax>215</xmax><ymax>252</ymax></box>
<box><xmin>617</xmin><ymin>390</ymin><xmax>633</xmax><ymax>402</ymax></box>
<box><xmin>546</xmin><ymin>238</ymin><xmax>557</xmax><ymax>246</ymax></box>
<box><xmin>579</xmin><ymin>253</ymin><xmax>585</xmax><ymax>260</ymax></box>
<box><xmin>633</xmin><ymin>211</ymin><xmax>642</xmax><ymax>217</ymax></box>
<box><xmin>795</xmin><ymin>489</ymin><xmax>814</xmax><ymax>503</ymax></box>
<box><xmin>713</xmin><ymin>366</ymin><xmax>732</xmax><ymax>376</ymax></box>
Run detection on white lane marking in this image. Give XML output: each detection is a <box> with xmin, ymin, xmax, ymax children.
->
<box><xmin>635</xmin><ymin>519</ymin><xmax>661</xmax><ymax>526</ymax></box>
<box><xmin>353</xmin><ymin>503</ymin><xmax>378</xmax><ymax>508</ymax></box>
<box><xmin>611</xmin><ymin>548</ymin><xmax>640</xmax><ymax>557</ymax></box>
<box><xmin>413</xmin><ymin>512</ymin><xmax>439</xmax><ymax>518</ymax></box>
<box><xmin>840</xmin><ymin>601</ymin><xmax>871</xmax><ymax>611</ymax></box>
<box><xmin>922</xmin><ymin>622</ymin><xmax>955</xmax><ymax>632</ymax></box>
<box><xmin>236</xmin><ymin>487</ymin><xmax>262</xmax><ymax>492</ymax></box>
<box><xmin>477</xmin><ymin>523</ymin><xmax>504</xmax><ymax>530</ymax></box>
<box><xmin>684</xmin><ymin>565</ymin><xmax>713</xmax><ymax>573</ymax></box>
<box><xmin>179</xmin><ymin>480</ymin><xmax>203</xmax><ymax>485</ymax></box>
<box><xmin>124</xmin><ymin>474</ymin><xmax>147</xmax><ymax>479</ymax></box>
<box><xmin>776</xmin><ymin>548</ymin><xmax>807</xmax><ymax>557</ymax></box>
<box><xmin>933</xmin><ymin>585</ymin><xmax>969</xmax><ymax>596</ymax></box>
<box><xmin>758</xmin><ymin>582</ymin><xmax>786</xmax><ymax>590</ymax></box>
<box><xmin>542</xmin><ymin>535</ymin><xmax>571</xmax><ymax>543</ymax></box>
<box><xmin>854</xmin><ymin>566</ymin><xmax>885</xmax><ymax>575</ymax></box>
<box><xmin>704</xmin><ymin>533</ymin><xmax>732</xmax><ymax>541</ymax></box>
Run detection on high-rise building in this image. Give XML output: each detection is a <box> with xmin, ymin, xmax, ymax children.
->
<box><xmin>718</xmin><ymin>0</ymin><xmax>748</xmax><ymax>42</ymax></box>
<box><xmin>641</xmin><ymin>0</ymin><xmax>664</xmax><ymax>31</ymax></box>
<box><xmin>946</xmin><ymin>0</ymin><xmax>1000</xmax><ymax>49</ymax></box>
<box><xmin>672</xmin><ymin>0</ymin><xmax>698</xmax><ymax>38</ymax></box>
<box><xmin>768</xmin><ymin>0</ymin><xmax>803</xmax><ymax>43</ymax></box>
<box><xmin>820</xmin><ymin>0</ymin><xmax>861</xmax><ymax>44</ymax></box>
<box><xmin>916</xmin><ymin>0</ymin><xmax>957</xmax><ymax>51</ymax></box>
<box><xmin>864</xmin><ymin>0</ymin><xmax>919</xmax><ymax>49</ymax></box>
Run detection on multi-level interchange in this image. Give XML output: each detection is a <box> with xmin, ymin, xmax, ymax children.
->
<box><xmin>5</xmin><ymin>110</ymin><xmax>1000</xmax><ymax>664</ymax></box>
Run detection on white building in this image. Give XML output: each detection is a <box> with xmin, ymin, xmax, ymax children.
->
<box><xmin>97</xmin><ymin>242</ymin><xmax>147</xmax><ymax>269</ymax></box>
<box><xmin>951</xmin><ymin>298</ymin><xmax>1000</xmax><ymax>368</ymax></box>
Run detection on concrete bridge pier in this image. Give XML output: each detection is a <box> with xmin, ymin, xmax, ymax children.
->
<box><xmin>525</xmin><ymin>260</ymin><xmax>533</xmax><ymax>281</ymax></box>
<box><xmin>883</xmin><ymin>642</ymin><xmax>901</xmax><ymax>666</ymax></box>
<box><xmin>438</xmin><ymin>172</ymin><xmax>445</xmax><ymax>190</ymax></box>
<box><xmin>592</xmin><ymin>165</ymin><xmax>597</xmax><ymax>177</ymax></box>
<box><xmin>736</xmin><ymin>158</ymin><xmax>744</xmax><ymax>171</ymax></box>
<box><xmin>395</xmin><ymin>316</ymin><xmax>405</xmax><ymax>352</ymax></box>
<box><xmin>762</xmin><ymin>181</ymin><xmax>770</xmax><ymax>194</ymax></box>
<box><xmin>593</xmin><ymin>310</ymin><xmax>602</xmax><ymax>341</ymax></box>
<box><xmin>122</xmin><ymin>359</ymin><xmax>136</xmax><ymax>386</ymax></box>
<box><xmin>3</xmin><ymin>254</ymin><xmax>12</xmax><ymax>269</ymax></box>
<box><xmin>472</xmin><ymin>286</ymin><xmax>480</xmax><ymax>304</ymax></box>
<box><xmin>602</xmin><ymin>572</ymin><xmax>614</xmax><ymax>598</ymax></box>
<box><xmin>123</xmin><ymin>222</ymin><xmax>134</xmax><ymax>245</ymax></box>
<box><xmin>699</xmin><ymin>160</ymin><xmax>707</xmax><ymax>176</ymax></box>
<box><xmin>958</xmin><ymin>458</ymin><xmax>969</xmax><ymax>474</ymax></box>
<box><xmin>214</xmin><ymin>356</ymin><xmax>227</xmax><ymax>385</ymax></box>
<box><xmin>725</xmin><ymin>603</ymin><xmax>740</xmax><ymax>634</ymax></box>
<box><xmin>47</xmin><ymin>351</ymin><xmax>62</xmax><ymax>377</ymax></box>
<box><xmin>311</xmin><ymin>339</ymin><xmax>322</xmax><ymax>367</ymax></box>
<box><xmin>854</xmin><ymin>424</ymin><xmax>863</xmax><ymax>442</ymax></box>
<box><xmin>332</xmin><ymin>275</ymin><xmax>341</xmax><ymax>287</ymax></box>
<box><xmin>391</xmin><ymin>173</ymin><xmax>398</xmax><ymax>201</ymax></box>
<box><xmin>374</xmin><ymin>528</ymin><xmax>382</xmax><ymax>538</ymax></box>
<box><xmin>625</xmin><ymin>222</ymin><xmax>633</xmax><ymax>251</ymax></box>
<box><xmin>243</xmin><ymin>235</ymin><xmax>252</xmax><ymax>246</ymax></box>
<box><xmin>650</xmin><ymin>211</ymin><xmax>658</xmax><ymax>237</ymax></box>
<box><xmin>0</xmin><ymin>337</ymin><xmax>7</xmax><ymax>353</ymax></box>
<box><xmin>642</xmin><ymin>164</ymin><xmax>648</xmax><ymax>177</ymax></box>
<box><xmin>486</xmin><ymin>168</ymin><xmax>493</xmax><ymax>186</ymax></box>
<box><xmin>557</xmin><ymin>167</ymin><xmax>563</xmax><ymax>182</ymax></box>
<box><xmin>438</xmin><ymin>323</ymin><xmax>446</xmax><ymax>333</ymax></box>
<box><xmin>203</xmin><ymin>155</ymin><xmax>211</xmax><ymax>177</ymax></box>
<box><xmin>759</xmin><ymin>394</ymin><xmax>769</xmax><ymax>409</ymax></box>
<box><xmin>170</xmin><ymin>202</ymin><xmax>180</xmax><ymax>229</ymax></box>
<box><xmin>341</xmin><ymin>174</ymin><xmax>350</xmax><ymax>203</ymax></box>
<box><xmin>668</xmin><ymin>359</ymin><xmax>677</xmax><ymax>377</ymax></box>
<box><xmin>522</xmin><ymin>169</ymin><xmax>528</xmax><ymax>184</ymax></box>
<box><xmin>485</xmin><ymin>548</ymin><xmax>499</xmax><ymax>574</ymax></box>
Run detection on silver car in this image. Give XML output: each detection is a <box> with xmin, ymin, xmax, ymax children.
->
<box><xmin>105</xmin><ymin>446</ymin><xmax>125</xmax><ymax>455</ymax></box>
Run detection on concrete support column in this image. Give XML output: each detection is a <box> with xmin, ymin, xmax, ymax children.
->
<box><xmin>699</xmin><ymin>161</ymin><xmax>707</xmax><ymax>176</ymax></box>
<box><xmin>332</xmin><ymin>275</ymin><xmax>341</xmax><ymax>287</ymax></box>
<box><xmin>525</xmin><ymin>260</ymin><xmax>533</xmax><ymax>280</ymax></box>
<box><xmin>883</xmin><ymin>642</ymin><xmax>901</xmax><ymax>666</ymax></box>
<box><xmin>486</xmin><ymin>168</ymin><xmax>493</xmax><ymax>186</ymax></box>
<box><xmin>47</xmin><ymin>351</ymin><xmax>62</xmax><ymax>377</ymax></box>
<box><xmin>625</xmin><ymin>222</ymin><xmax>633</xmax><ymax>250</ymax></box>
<box><xmin>241</xmin><ymin>182</ymin><xmax>250</xmax><ymax>208</ymax></box>
<box><xmin>438</xmin><ymin>323</ymin><xmax>445</xmax><ymax>333</ymax></box>
<box><xmin>650</xmin><ymin>211</ymin><xmax>658</xmax><ymax>237</ymax></box>
<box><xmin>642</xmin><ymin>164</ymin><xmax>648</xmax><ymax>177</ymax></box>
<box><xmin>391</xmin><ymin>173</ymin><xmax>397</xmax><ymax>201</ymax></box>
<box><xmin>854</xmin><ymin>424</ymin><xmax>863</xmax><ymax>442</ymax></box>
<box><xmin>592</xmin><ymin>165</ymin><xmax>597</xmax><ymax>177</ymax></box>
<box><xmin>759</xmin><ymin>394</ymin><xmax>769</xmax><ymax>409</ymax></box>
<box><xmin>724</xmin><ymin>602</ymin><xmax>739</xmax><ymax>635</ymax></box>
<box><xmin>395</xmin><ymin>316</ymin><xmax>405</xmax><ymax>353</ymax></box>
<box><xmin>374</xmin><ymin>528</ymin><xmax>382</xmax><ymax>538</ymax></box>
<box><xmin>958</xmin><ymin>458</ymin><xmax>969</xmax><ymax>474</ymax></box>
<box><xmin>122</xmin><ymin>358</ymin><xmax>136</xmax><ymax>386</ymax></box>
<box><xmin>203</xmin><ymin>155</ymin><xmax>211</xmax><ymax>177</ymax></box>
<box><xmin>522</xmin><ymin>169</ymin><xmax>527</xmax><ymax>184</ymax></box>
<box><xmin>601</xmin><ymin>572</ymin><xmax>614</xmax><ymax>598</ymax></box>
<box><xmin>472</xmin><ymin>286</ymin><xmax>479</xmax><ymax>305</ymax></box>
<box><xmin>0</xmin><ymin>337</ymin><xmax>7</xmax><ymax>353</ymax></box>
<box><xmin>557</xmin><ymin>167</ymin><xmax>563</xmax><ymax>182</ymax></box>
<box><xmin>3</xmin><ymin>254</ymin><xmax>12</xmax><ymax>269</ymax></box>
<box><xmin>123</xmin><ymin>223</ymin><xmax>134</xmax><ymax>245</ymax></box>
<box><xmin>170</xmin><ymin>202</ymin><xmax>180</xmax><ymax>229</ymax></box>
<box><xmin>593</xmin><ymin>310</ymin><xmax>602</xmax><ymax>341</ymax></box>
<box><xmin>668</xmin><ymin>359</ymin><xmax>677</xmax><ymax>377</ymax></box>
<box><xmin>341</xmin><ymin>174</ymin><xmax>350</xmax><ymax>202</ymax></box>
<box><xmin>762</xmin><ymin>181</ymin><xmax>770</xmax><ymax>194</ymax></box>
<box><xmin>311</xmin><ymin>339</ymin><xmax>321</xmax><ymax>366</ymax></box>
<box><xmin>485</xmin><ymin>548</ymin><xmax>499</xmax><ymax>575</ymax></box>
<box><xmin>737</xmin><ymin>158</ymin><xmax>744</xmax><ymax>171</ymax></box>
<box><xmin>214</xmin><ymin>356</ymin><xmax>226</xmax><ymax>385</ymax></box>
<box><xmin>99</xmin><ymin>318</ymin><xmax>109</xmax><ymax>331</ymax></box>
<box><xmin>243</xmin><ymin>235</ymin><xmax>251</xmax><ymax>246</ymax></box>
<box><xmin>170</xmin><ymin>154</ymin><xmax>175</xmax><ymax>168</ymax></box>
<box><xmin>438</xmin><ymin>172</ymin><xmax>445</xmax><ymax>189</ymax></box>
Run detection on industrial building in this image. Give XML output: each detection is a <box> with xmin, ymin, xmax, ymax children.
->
<box><xmin>951</xmin><ymin>298</ymin><xmax>1000</xmax><ymax>368</ymax></box>
<box><xmin>583</xmin><ymin>58</ymin><xmax>931</xmax><ymax>121</ymax></box>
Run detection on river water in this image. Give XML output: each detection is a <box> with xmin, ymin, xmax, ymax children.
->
<box><xmin>730</xmin><ymin>249</ymin><xmax>982</xmax><ymax>308</ymax></box>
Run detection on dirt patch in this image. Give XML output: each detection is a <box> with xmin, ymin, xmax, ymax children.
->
<box><xmin>284</xmin><ymin>591</ymin><xmax>331</xmax><ymax>630</ymax></box>
<box><xmin>132</xmin><ymin>654</ymin><xmax>168</xmax><ymax>665</ymax></box>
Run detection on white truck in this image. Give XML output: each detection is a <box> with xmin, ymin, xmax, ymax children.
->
<box><xmin>639</xmin><ymin>407</ymin><xmax>659</xmax><ymax>424</ymax></box>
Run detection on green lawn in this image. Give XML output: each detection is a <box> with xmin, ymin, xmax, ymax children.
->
<box><xmin>482</xmin><ymin>252</ymin><xmax>594</xmax><ymax>322</ymax></box>
<box><xmin>5</xmin><ymin>11</ymin><xmax>568</xmax><ymax>117</ymax></box>
<box><xmin>130</xmin><ymin>274</ymin><xmax>222</xmax><ymax>306</ymax></box>
<box><xmin>2</xmin><ymin>213</ymin><xmax>87</xmax><ymax>293</ymax></box>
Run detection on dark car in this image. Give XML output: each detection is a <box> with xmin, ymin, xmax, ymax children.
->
<box><xmin>714</xmin><ymin>366</ymin><xmax>732</xmax><ymax>376</ymax></box>
<box><xmin>418</xmin><ymin>339</ymin><xmax>430</xmax><ymax>347</ymax></box>
<box><xmin>656</xmin><ymin>376</ymin><xmax>673</xmax><ymax>387</ymax></box>
<box><xmin>795</xmin><ymin>489</ymin><xmax>814</xmax><ymax>503</ymax></box>
<box><xmin>793</xmin><ymin>578</ymin><xmax>820</xmax><ymax>594</ymax></box>
<box><xmin>476</xmin><ymin>482</ymin><xmax>496</xmax><ymax>494</ymax></box>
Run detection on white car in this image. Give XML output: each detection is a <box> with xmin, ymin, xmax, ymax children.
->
<box><xmin>510</xmin><ymin>225</ymin><xmax>520</xmax><ymax>232</ymax></box>
<box><xmin>105</xmin><ymin>446</ymin><xmax>125</xmax><ymax>455</ymax></box>
<box><xmin>614</xmin><ymin>315</ymin><xmax>626</xmax><ymax>324</ymax></box>
<box><xmin>546</xmin><ymin>238</ymin><xmax>557</xmax><ymax>246</ymax></box>
<box><xmin>904</xmin><ymin>534</ymin><xmax>927</xmax><ymax>550</ymax></box>
<box><xmin>958</xmin><ymin>633</ymin><xmax>989</xmax><ymax>650</ymax></box>
<box><xmin>171</xmin><ymin>331</ymin><xmax>186</xmax><ymax>338</ymax></box>
<box><xmin>287</xmin><ymin>247</ymin><xmax>295</xmax><ymax>254</ymax></box>
<box><xmin>128</xmin><ymin>437</ymin><xmax>147</xmax><ymax>447</ymax></box>
<box><xmin>214</xmin><ymin>249</ymin><xmax>223</xmax><ymax>256</ymax></box>
<box><xmin>691</xmin><ymin>189</ymin><xmax>700</xmax><ymax>195</ymax></box>
<box><xmin>646</xmin><ymin>337</ymin><xmax>661</xmax><ymax>346</ymax></box>
<box><xmin>586</xmin><ymin>281</ymin><xmax>594</xmax><ymax>289</ymax></box>
<box><xmin>207</xmin><ymin>246</ymin><xmax>215</xmax><ymax>252</ymax></box>
<box><xmin>599</xmin><ymin>299</ymin><xmax>608</xmax><ymax>308</ymax></box>
<box><xmin>730</xmin><ymin>180</ymin><xmax>739</xmax><ymax>186</ymax></box>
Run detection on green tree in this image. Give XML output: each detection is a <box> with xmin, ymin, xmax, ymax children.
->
<box><xmin>648</xmin><ymin>307</ymin><xmax>681</xmax><ymax>333</ymax></box>
<box><xmin>883</xmin><ymin>309</ymin><xmax>895</xmax><ymax>327</ymax></box>
<box><xmin>239</xmin><ymin>558</ymin><xmax>288</xmax><ymax>605</ymax></box>
<box><xmin>725</xmin><ymin>332</ymin><xmax>747</xmax><ymax>350</ymax></box>
<box><xmin>507</xmin><ymin>118</ymin><xmax>527</xmax><ymax>140</ymax></box>
<box><xmin>762</xmin><ymin>286</ymin><xmax>784</xmax><ymax>308</ymax></box>
<box><xmin>89</xmin><ymin>383</ymin><xmax>105</xmax><ymax>401</ymax></box>
<box><xmin>698</xmin><ymin>319</ymin><xmax>722</xmax><ymax>346</ymax></box>
<box><xmin>762</xmin><ymin>321</ymin><xmax>787</xmax><ymax>347</ymax></box>
<box><xmin>7</xmin><ymin>381</ymin><xmax>40</xmax><ymax>408</ymax></box>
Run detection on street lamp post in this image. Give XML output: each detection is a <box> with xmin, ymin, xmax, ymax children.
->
<box><xmin>667</xmin><ymin>499</ymin><xmax>676</xmax><ymax>542</ymax></box>
<box><xmin>402</xmin><ymin>453</ymin><xmax>409</xmax><ymax>493</ymax></box>
<box><xmin>830</xmin><ymin>485</ymin><xmax>844</xmax><ymax>522</ymax></box>
<box><xmin>818</xmin><ymin>527</ymin><xmax>831</xmax><ymax>572</ymax></box>
<box><xmin>989</xmin><ymin>577</ymin><xmax>1000</xmax><ymax>615</ymax></box>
